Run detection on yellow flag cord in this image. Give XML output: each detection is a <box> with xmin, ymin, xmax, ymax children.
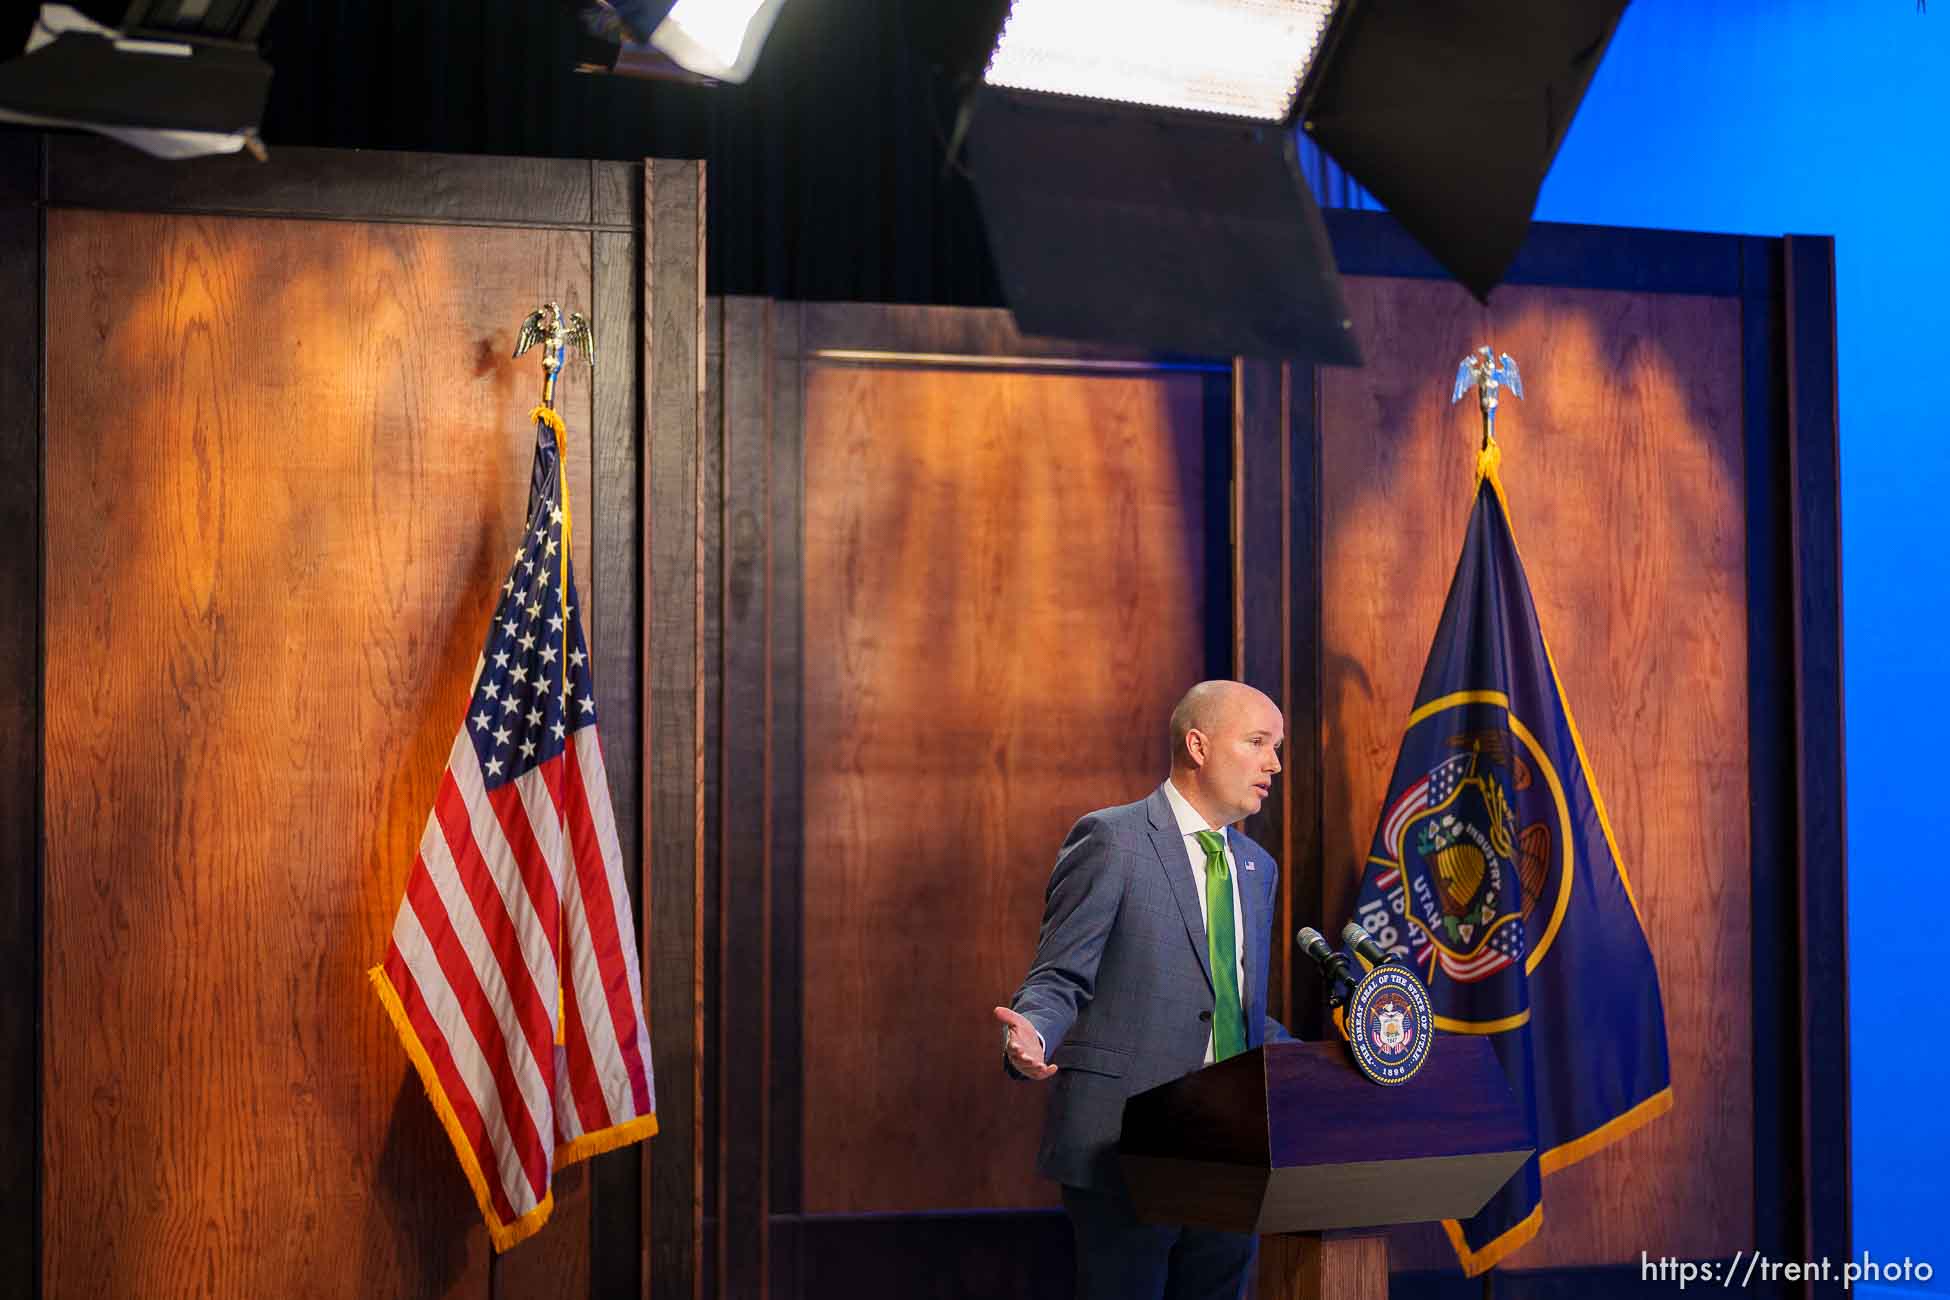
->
<box><xmin>531</xmin><ymin>405</ymin><xmax>572</xmax><ymax>1046</ymax></box>
<box><xmin>1475</xmin><ymin>437</ymin><xmax>1503</xmax><ymax>491</ymax></box>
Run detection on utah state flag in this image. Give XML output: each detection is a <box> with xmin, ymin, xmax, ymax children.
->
<box><xmin>1345</xmin><ymin>452</ymin><xmax>1672</xmax><ymax>1275</ymax></box>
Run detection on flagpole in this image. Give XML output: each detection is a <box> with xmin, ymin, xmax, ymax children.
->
<box><xmin>514</xmin><ymin>303</ymin><xmax>596</xmax><ymax>1053</ymax></box>
<box><xmin>512</xmin><ymin>301</ymin><xmax>596</xmax><ymax>716</ymax></box>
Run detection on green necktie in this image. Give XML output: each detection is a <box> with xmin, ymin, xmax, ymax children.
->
<box><xmin>1193</xmin><ymin>829</ymin><xmax>1247</xmax><ymax>1061</ymax></box>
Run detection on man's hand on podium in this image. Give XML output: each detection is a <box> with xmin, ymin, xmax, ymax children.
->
<box><xmin>993</xmin><ymin>1006</ymin><xmax>1057</xmax><ymax>1081</ymax></box>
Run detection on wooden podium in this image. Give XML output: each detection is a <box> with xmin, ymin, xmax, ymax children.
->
<box><xmin>1119</xmin><ymin>1038</ymin><xmax>1531</xmax><ymax>1300</ymax></box>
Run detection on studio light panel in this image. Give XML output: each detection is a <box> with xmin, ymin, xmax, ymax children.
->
<box><xmin>982</xmin><ymin>0</ymin><xmax>1340</xmax><ymax>122</ymax></box>
<box><xmin>652</xmin><ymin>0</ymin><xmax>787</xmax><ymax>82</ymax></box>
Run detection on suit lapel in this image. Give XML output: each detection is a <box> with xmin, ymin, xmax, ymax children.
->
<box><xmin>1145</xmin><ymin>787</ymin><xmax>1214</xmax><ymax>991</ymax></box>
<box><xmin>1229</xmin><ymin>826</ymin><xmax>1263</xmax><ymax>1031</ymax></box>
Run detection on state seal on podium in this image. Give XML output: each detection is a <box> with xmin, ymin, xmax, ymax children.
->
<box><xmin>1345</xmin><ymin>964</ymin><xmax>1435</xmax><ymax>1085</ymax></box>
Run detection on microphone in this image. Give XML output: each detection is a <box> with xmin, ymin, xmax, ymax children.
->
<box><xmin>1342</xmin><ymin>921</ymin><xmax>1394</xmax><ymax>971</ymax></box>
<box><xmin>1295</xmin><ymin>926</ymin><xmax>1358</xmax><ymax>1004</ymax></box>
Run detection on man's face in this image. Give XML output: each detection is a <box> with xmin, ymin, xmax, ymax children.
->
<box><xmin>1189</xmin><ymin>690</ymin><xmax>1284</xmax><ymax>825</ymax></box>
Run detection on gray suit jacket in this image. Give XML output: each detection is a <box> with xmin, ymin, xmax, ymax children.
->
<box><xmin>1009</xmin><ymin>784</ymin><xmax>1294</xmax><ymax>1189</ymax></box>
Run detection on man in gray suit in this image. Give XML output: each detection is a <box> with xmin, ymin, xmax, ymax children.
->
<box><xmin>995</xmin><ymin>680</ymin><xmax>1295</xmax><ymax>1300</ymax></box>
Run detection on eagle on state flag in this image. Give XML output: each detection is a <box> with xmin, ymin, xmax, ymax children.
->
<box><xmin>1344</xmin><ymin>444</ymin><xmax>1672</xmax><ymax>1275</ymax></box>
<box><xmin>369</xmin><ymin>404</ymin><xmax>656</xmax><ymax>1251</ymax></box>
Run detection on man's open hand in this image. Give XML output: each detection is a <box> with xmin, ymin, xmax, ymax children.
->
<box><xmin>993</xmin><ymin>1006</ymin><xmax>1057</xmax><ymax>1081</ymax></box>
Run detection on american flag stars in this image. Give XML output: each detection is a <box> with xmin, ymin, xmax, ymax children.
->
<box><xmin>465</xmin><ymin>487</ymin><xmax>597</xmax><ymax>794</ymax></box>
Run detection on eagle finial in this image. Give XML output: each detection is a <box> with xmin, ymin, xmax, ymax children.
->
<box><xmin>1450</xmin><ymin>345</ymin><xmax>1524</xmax><ymax>447</ymax></box>
<box><xmin>514</xmin><ymin>302</ymin><xmax>596</xmax><ymax>410</ymax></box>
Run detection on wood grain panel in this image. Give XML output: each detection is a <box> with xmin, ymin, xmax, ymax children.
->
<box><xmin>1283</xmin><ymin>362</ymin><xmax>1329</xmax><ymax>1041</ymax></box>
<box><xmin>1317</xmin><ymin>277</ymin><xmax>1750</xmax><ymax>1270</ymax></box>
<box><xmin>765</xmin><ymin>303</ymin><xmax>807</xmax><ymax>1300</ymax></box>
<box><xmin>1258</xmin><ymin>1234</ymin><xmax>1388</xmax><ymax>1300</ymax></box>
<box><xmin>1738</xmin><ymin>237</ymin><xmax>1801</xmax><ymax>1274</ymax></box>
<box><xmin>584</xmin><ymin>224</ymin><xmax>646</xmax><ymax>1300</ymax></box>
<box><xmin>698</xmin><ymin>298</ymin><xmax>727</xmax><ymax>1300</ymax></box>
<box><xmin>1234</xmin><ymin>359</ymin><xmax>1295</xmax><ymax>1034</ymax></box>
<box><xmin>717</xmin><ymin>296</ymin><xmax>772</xmax><ymax>1298</ymax></box>
<box><xmin>643</xmin><ymin>158</ymin><xmax>707</xmax><ymax>1300</ymax></box>
<box><xmin>801</xmin><ymin>361</ymin><xmax>1212</xmax><ymax>1213</ymax></box>
<box><xmin>768</xmin><ymin>302</ymin><xmax>807</xmax><ymax>1223</ymax></box>
<box><xmin>42</xmin><ymin>210</ymin><xmax>594</xmax><ymax>1299</ymax></box>
<box><xmin>593</xmin><ymin>163</ymin><xmax>640</xmax><ymax>231</ymax></box>
<box><xmin>48</xmin><ymin>139</ymin><xmax>619</xmax><ymax>230</ymax></box>
<box><xmin>797</xmin><ymin>302</ymin><xmax>1231</xmax><ymax>369</ymax></box>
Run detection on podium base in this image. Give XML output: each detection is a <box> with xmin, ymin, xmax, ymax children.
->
<box><xmin>1258</xmin><ymin>1230</ymin><xmax>1387</xmax><ymax>1300</ymax></box>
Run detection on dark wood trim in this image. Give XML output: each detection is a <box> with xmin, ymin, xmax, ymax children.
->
<box><xmin>0</xmin><ymin>186</ymin><xmax>42</xmax><ymax>1300</ymax></box>
<box><xmin>44</xmin><ymin>137</ymin><xmax>634</xmax><ymax>230</ymax></box>
<box><xmin>1193</xmin><ymin>370</ymin><xmax>1224</xmax><ymax>682</ymax></box>
<box><xmin>1325</xmin><ymin>210</ymin><xmax>1747</xmax><ymax>297</ymax></box>
<box><xmin>1783</xmin><ymin>234</ymin><xmax>1850</xmax><ymax>1291</ymax></box>
<box><xmin>1203</xmin><ymin>373</ymin><xmax>1237</xmax><ymax>680</ymax></box>
<box><xmin>717</xmin><ymin>296</ymin><xmax>774</xmax><ymax>1300</ymax></box>
<box><xmin>1235</xmin><ymin>358</ymin><xmax>1293</xmax><ymax>1030</ymax></box>
<box><xmin>766</xmin><ymin>302</ymin><xmax>807</xmax><ymax>1300</ymax></box>
<box><xmin>644</xmin><ymin>158</ymin><xmax>708</xmax><ymax>1300</ymax></box>
<box><xmin>797</xmin><ymin>302</ymin><xmax>1227</xmax><ymax>369</ymax></box>
<box><xmin>589</xmin><ymin>223</ymin><xmax>646</xmax><ymax>1300</ymax></box>
<box><xmin>1740</xmin><ymin>235</ymin><xmax>1800</xmax><ymax>1284</ymax></box>
<box><xmin>702</xmin><ymin>296</ymin><xmax>808</xmax><ymax>1300</ymax></box>
<box><xmin>595</xmin><ymin>161</ymin><xmax>642</xmax><ymax>231</ymax></box>
<box><xmin>806</xmin><ymin>353</ymin><xmax>1228</xmax><ymax>377</ymax></box>
<box><xmin>1286</xmin><ymin>361</ymin><xmax>1326</xmax><ymax>1042</ymax></box>
<box><xmin>0</xmin><ymin>133</ymin><xmax>38</xmax><ymax>203</ymax></box>
<box><xmin>698</xmin><ymin>297</ymin><xmax>726</xmax><ymax>1300</ymax></box>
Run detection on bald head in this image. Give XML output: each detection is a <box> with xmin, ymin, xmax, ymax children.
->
<box><xmin>1167</xmin><ymin>680</ymin><xmax>1284</xmax><ymax>827</ymax></box>
<box><xmin>1169</xmin><ymin>681</ymin><xmax>1265</xmax><ymax>768</ymax></box>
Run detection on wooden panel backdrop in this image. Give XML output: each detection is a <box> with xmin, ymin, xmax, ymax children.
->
<box><xmin>1316</xmin><ymin>276</ymin><xmax>1752</xmax><ymax>1268</ymax></box>
<box><xmin>800</xmin><ymin>355</ymin><xmax>1219</xmax><ymax>1214</ymax></box>
<box><xmin>681</xmin><ymin>226</ymin><xmax>1833</xmax><ymax>1300</ymax></box>
<box><xmin>17</xmin><ymin>148</ymin><xmax>1822</xmax><ymax>1300</ymax></box>
<box><xmin>41</xmin><ymin>210</ymin><xmax>598</xmax><ymax>1298</ymax></box>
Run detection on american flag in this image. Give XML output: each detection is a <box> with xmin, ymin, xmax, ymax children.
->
<box><xmin>370</xmin><ymin>408</ymin><xmax>656</xmax><ymax>1252</ymax></box>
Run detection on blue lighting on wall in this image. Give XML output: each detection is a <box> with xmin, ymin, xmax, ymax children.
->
<box><xmin>1534</xmin><ymin>2</ymin><xmax>1950</xmax><ymax>1291</ymax></box>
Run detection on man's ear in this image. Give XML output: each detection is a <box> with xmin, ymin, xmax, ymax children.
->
<box><xmin>1185</xmin><ymin>729</ymin><xmax>1207</xmax><ymax>768</ymax></box>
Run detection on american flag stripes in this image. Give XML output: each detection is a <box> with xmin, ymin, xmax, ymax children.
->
<box><xmin>370</xmin><ymin>407</ymin><xmax>655</xmax><ymax>1251</ymax></box>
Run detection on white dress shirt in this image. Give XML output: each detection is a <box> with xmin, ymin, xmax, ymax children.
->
<box><xmin>1161</xmin><ymin>778</ymin><xmax>1249</xmax><ymax>1065</ymax></box>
